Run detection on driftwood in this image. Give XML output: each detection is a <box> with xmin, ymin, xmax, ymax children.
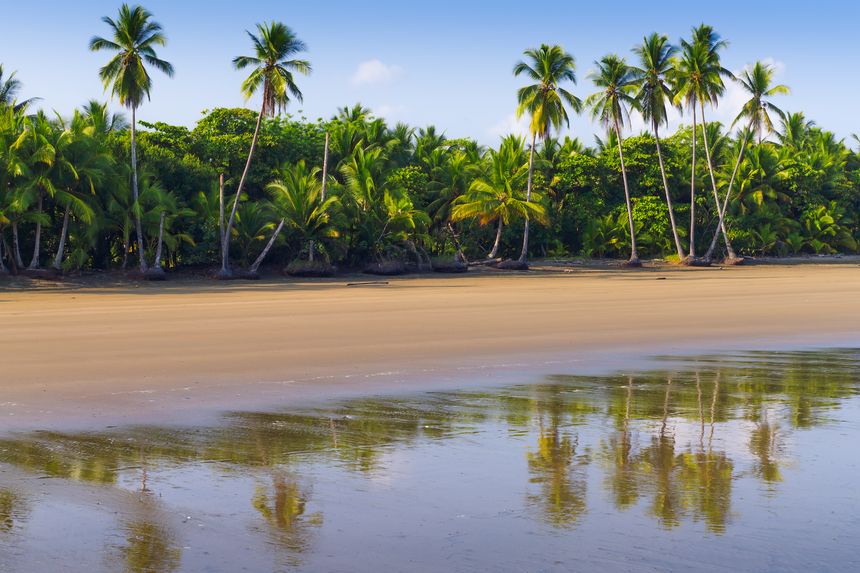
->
<box><xmin>468</xmin><ymin>258</ymin><xmax>502</xmax><ymax>267</ymax></box>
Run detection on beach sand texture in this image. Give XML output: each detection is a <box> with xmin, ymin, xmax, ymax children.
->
<box><xmin>1</xmin><ymin>263</ymin><xmax>859</xmax><ymax>426</ymax></box>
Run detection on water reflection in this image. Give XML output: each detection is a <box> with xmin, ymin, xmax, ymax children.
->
<box><xmin>114</xmin><ymin>517</ymin><xmax>182</xmax><ymax>573</ymax></box>
<box><xmin>0</xmin><ymin>349</ymin><xmax>858</xmax><ymax>571</ymax></box>
<box><xmin>0</xmin><ymin>489</ymin><xmax>28</xmax><ymax>534</ymax></box>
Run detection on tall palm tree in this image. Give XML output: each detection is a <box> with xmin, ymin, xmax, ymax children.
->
<box><xmin>586</xmin><ymin>55</ymin><xmax>641</xmax><ymax>266</ymax></box>
<box><xmin>513</xmin><ymin>44</ymin><xmax>581</xmax><ymax>264</ymax></box>
<box><xmin>674</xmin><ymin>25</ymin><xmax>735</xmax><ymax>262</ymax></box>
<box><xmin>704</xmin><ymin>61</ymin><xmax>788</xmax><ymax>261</ymax></box>
<box><xmin>90</xmin><ymin>4</ymin><xmax>173</xmax><ymax>272</ymax></box>
<box><xmin>221</xmin><ymin>22</ymin><xmax>310</xmax><ymax>277</ymax></box>
<box><xmin>633</xmin><ymin>33</ymin><xmax>685</xmax><ymax>260</ymax></box>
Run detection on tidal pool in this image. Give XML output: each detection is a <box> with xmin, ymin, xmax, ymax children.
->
<box><xmin>1</xmin><ymin>349</ymin><xmax>859</xmax><ymax>572</ymax></box>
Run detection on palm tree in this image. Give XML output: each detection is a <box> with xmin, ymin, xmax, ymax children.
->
<box><xmin>90</xmin><ymin>4</ymin><xmax>174</xmax><ymax>273</ymax></box>
<box><xmin>586</xmin><ymin>55</ymin><xmax>641</xmax><ymax>266</ymax></box>
<box><xmin>52</xmin><ymin>112</ymin><xmax>111</xmax><ymax>270</ymax></box>
<box><xmin>703</xmin><ymin>61</ymin><xmax>789</xmax><ymax>261</ymax></box>
<box><xmin>0</xmin><ymin>65</ymin><xmax>38</xmax><ymax>112</ymax></box>
<box><xmin>451</xmin><ymin>137</ymin><xmax>547</xmax><ymax>259</ymax></box>
<box><xmin>250</xmin><ymin>160</ymin><xmax>338</xmax><ymax>274</ymax></box>
<box><xmin>221</xmin><ymin>21</ymin><xmax>310</xmax><ymax>277</ymax></box>
<box><xmin>513</xmin><ymin>44</ymin><xmax>581</xmax><ymax>264</ymax></box>
<box><xmin>21</xmin><ymin>113</ymin><xmax>74</xmax><ymax>270</ymax></box>
<box><xmin>632</xmin><ymin>33</ymin><xmax>685</xmax><ymax>260</ymax></box>
<box><xmin>674</xmin><ymin>25</ymin><xmax>735</xmax><ymax>262</ymax></box>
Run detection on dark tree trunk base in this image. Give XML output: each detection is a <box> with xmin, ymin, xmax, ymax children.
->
<box><xmin>22</xmin><ymin>268</ymin><xmax>62</xmax><ymax>280</ymax></box>
<box><xmin>496</xmin><ymin>259</ymin><xmax>529</xmax><ymax>271</ymax></box>
<box><xmin>621</xmin><ymin>257</ymin><xmax>643</xmax><ymax>268</ymax></box>
<box><xmin>285</xmin><ymin>260</ymin><xmax>336</xmax><ymax>277</ymax></box>
<box><xmin>680</xmin><ymin>256</ymin><xmax>711</xmax><ymax>267</ymax></box>
<box><xmin>143</xmin><ymin>267</ymin><xmax>167</xmax><ymax>281</ymax></box>
<box><xmin>432</xmin><ymin>260</ymin><xmax>468</xmax><ymax>273</ymax></box>
<box><xmin>364</xmin><ymin>261</ymin><xmax>407</xmax><ymax>276</ymax></box>
<box><xmin>722</xmin><ymin>256</ymin><xmax>746</xmax><ymax>266</ymax></box>
<box><xmin>211</xmin><ymin>268</ymin><xmax>256</xmax><ymax>280</ymax></box>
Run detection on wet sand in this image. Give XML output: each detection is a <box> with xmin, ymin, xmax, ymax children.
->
<box><xmin>1</xmin><ymin>262</ymin><xmax>859</xmax><ymax>429</ymax></box>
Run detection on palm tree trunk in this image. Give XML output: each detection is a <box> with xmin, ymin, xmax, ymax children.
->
<box><xmin>12</xmin><ymin>221</ymin><xmax>24</xmax><ymax>268</ymax></box>
<box><xmin>121</xmin><ymin>229</ymin><xmax>130</xmax><ymax>269</ymax></box>
<box><xmin>0</xmin><ymin>233</ymin><xmax>7</xmax><ymax>273</ymax></box>
<box><xmin>699</xmin><ymin>103</ymin><xmax>737</xmax><ymax>262</ymax></box>
<box><xmin>704</xmin><ymin>125</ymin><xmax>751</xmax><ymax>261</ymax></box>
<box><xmin>689</xmin><ymin>105</ymin><xmax>697</xmax><ymax>259</ymax></box>
<box><xmin>489</xmin><ymin>219</ymin><xmax>503</xmax><ymax>259</ymax></box>
<box><xmin>309</xmin><ymin>132</ymin><xmax>330</xmax><ymax>264</ymax></box>
<box><xmin>153</xmin><ymin>211</ymin><xmax>166</xmax><ymax>270</ymax></box>
<box><xmin>221</xmin><ymin>107</ymin><xmax>265</xmax><ymax>277</ymax></box>
<box><xmin>615</xmin><ymin>119</ymin><xmax>639</xmax><ymax>265</ymax></box>
<box><xmin>518</xmin><ymin>132</ymin><xmax>537</xmax><ymax>263</ymax></box>
<box><xmin>321</xmin><ymin>131</ymin><xmax>330</xmax><ymax>201</ymax></box>
<box><xmin>249</xmin><ymin>218</ymin><xmax>285</xmax><ymax>274</ymax></box>
<box><xmin>218</xmin><ymin>173</ymin><xmax>225</xmax><ymax>257</ymax></box>
<box><xmin>28</xmin><ymin>193</ymin><xmax>42</xmax><ymax>270</ymax></box>
<box><xmin>654</xmin><ymin>121</ymin><xmax>685</xmax><ymax>259</ymax></box>
<box><xmin>52</xmin><ymin>206</ymin><xmax>71</xmax><ymax>270</ymax></box>
<box><xmin>131</xmin><ymin>106</ymin><xmax>147</xmax><ymax>273</ymax></box>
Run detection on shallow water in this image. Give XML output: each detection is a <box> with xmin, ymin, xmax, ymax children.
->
<box><xmin>1</xmin><ymin>349</ymin><xmax>859</xmax><ymax>572</ymax></box>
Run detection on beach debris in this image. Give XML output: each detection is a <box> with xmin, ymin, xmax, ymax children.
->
<box><xmin>346</xmin><ymin>281</ymin><xmax>389</xmax><ymax>287</ymax></box>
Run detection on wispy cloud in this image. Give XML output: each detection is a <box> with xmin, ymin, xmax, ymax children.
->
<box><xmin>351</xmin><ymin>59</ymin><xmax>403</xmax><ymax>86</ymax></box>
<box><xmin>488</xmin><ymin>113</ymin><xmax>530</xmax><ymax>139</ymax></box>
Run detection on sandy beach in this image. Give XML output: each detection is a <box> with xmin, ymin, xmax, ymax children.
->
<box><xmin>2</xmin><ymin>262</ymin><xmax>859</xmax><ymax>429</ymax></box>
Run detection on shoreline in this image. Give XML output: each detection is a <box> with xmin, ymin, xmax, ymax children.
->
<box><xmin>2</xmin><ymin>262</ymin><xmax>859</xmax><ymax>433</ymax></box>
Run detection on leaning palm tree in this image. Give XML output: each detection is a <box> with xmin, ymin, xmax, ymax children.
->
<box><xmin>220</xmin><ymin>22</ymin><xmax>310</xmax><ymax>277</ymax></box>
<box><xmin>703</xmin><ymin>61</ymin><xmax>789</xmax><ymax>261</ymax></box>
<box><xmin>513</xmin><ymin>44</ymin><xmax>581</xmax><ymax>265</ymax></box>
<box><xmin>674</xmin><ymin>25</ymin><xmax>735</xmax><ymax>262</ymax></box>
<box><xmin>252</xmin><ymin>160</ymin><xmax>339</xmax><ymax>274</ymax></box>
<box><xmin>632</xmin><ymin>33</ymin><xmax>685</xmax><ymax>260</ymax></box>
<box><xmin>586</xmin><ymin>55</ymin><xmax>641</xmax><ymax>266</ymax></box>
<box><xmin>90</xmin><ymin>4</ymin><xmax>173</xmax><ymax>273</ymax></box>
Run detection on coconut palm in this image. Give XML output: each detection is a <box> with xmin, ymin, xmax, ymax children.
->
<box><xmin>513</xmin><ymin>44</ymin><xmax>581</xmax><ymax>264</ymax></box>
<box><xmin>0</xmin><ymin>65</ymin><xmax>40</xmax><ymax>113</ymax></box>
<box><xmin>704</xmin><ymin>61</ymin><xmax>789</xmax><ymax>261</ymax></box>
<box><xmin>250</xmin><ymin>160</ymin><xmax>338</xmax><ymax>273</ymax></box>
<box><xmin>674</xmin><ymin>25</ymin><xmax>736</xmax><ymax>262</ymax></box>
<box><xmin>90</xmin><ymin>4</ymin><xmax>172</xmax><ymax>273</ymax></box>
<box><xmin>632</xmin><ymin>33</ymin><xmax>685</xmax><ymax>260</ymax></box>
<box><xmin>52</xmin><ymin>113</ymin><xmax>112</xmax><ymax>270</ymax></box>
<box><xmin>674</xmin><ymin>26</ymin><xmax>725</xmax><ymax>259</ymax></box>
<box><xmin>221</xmin><ymin>21</ymin><xmax>310</xmax><ymax>277</ymax></box>
<box><xmin>586</xmin><ymin>55</ymin><xmax>641</xmax><ymax>266</ymax></box>
<box><xmin>20</xmin><ymin>113</ymin><xmax>74</xmax><ymax>270</ymax></box>
<box><xmin>452</xmin><ymin>137</ymin><xmax>547</xmax><ymax>259</ymax></box>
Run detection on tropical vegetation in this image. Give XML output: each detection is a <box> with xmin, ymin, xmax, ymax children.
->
<box><xmin>2</xmin><ymin>7</ymin><xmax>859</xmax><ymax>279</ymax></box>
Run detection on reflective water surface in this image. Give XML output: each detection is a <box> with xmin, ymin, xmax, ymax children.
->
<box><xmin>1</xmin><ymin>349</ymin><xmax>859</xmax><ymax>572</ymax></box>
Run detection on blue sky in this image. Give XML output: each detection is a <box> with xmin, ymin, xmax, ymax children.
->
<box><xmin>2</xmin><ymin>1</ymin><xmax>857</xmax><ymax>146</ymax></box>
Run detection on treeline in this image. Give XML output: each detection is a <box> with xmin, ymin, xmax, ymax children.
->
<box><xmin>1</xmin><ymin>6</ymin><xmax>858</xmax><ymax>278</ymax></box>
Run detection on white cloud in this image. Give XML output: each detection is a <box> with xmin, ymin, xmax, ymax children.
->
<box><xmin>373</xmin><ymin>103</ymin><xmax>407</xmax><ymax>121</ymax></box>
<box><xmin>351</xmin><ymin>59</ymin><xmax>403</xmax><ymax>86</ymax></box>
<box><xmin>488</xmin><ymin>113</ymin><xmax>531</xmax><ymax>139</ymax></box>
